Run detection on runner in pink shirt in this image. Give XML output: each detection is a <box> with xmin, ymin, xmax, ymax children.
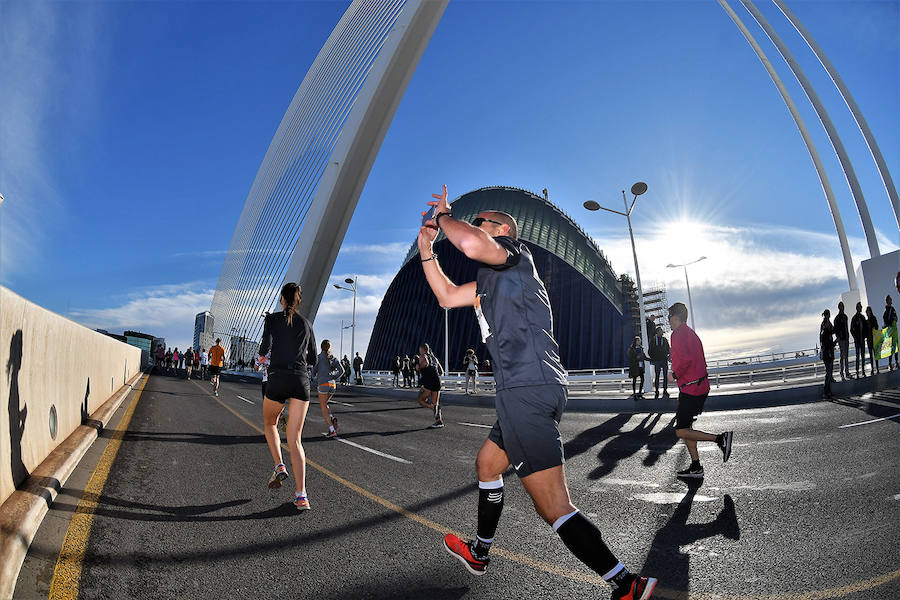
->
<box><xmin>667</xmin><ymin>302</ymin><xmax>733</xmax><ymax>478</ymax></box>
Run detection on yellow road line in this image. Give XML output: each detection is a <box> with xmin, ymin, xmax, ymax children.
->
<box><xmin>48</xmin><ymin>374</ymin><xmax>148</xmax><ymax>600</ymax></box>
<box><xmin>200</xmin><ymin>379</ymin><xmax>900</xmax><ymax>599</ymax></box>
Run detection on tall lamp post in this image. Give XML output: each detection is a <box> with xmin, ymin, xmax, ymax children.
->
<box><xmin>584</xmin><ymin>182</ymin><xmax>651</xmax><ymax>393</ymax></box>
<box><xmin>333</xmin><ymin>276</ymin><xmax>358</xmax><ymax>362</ymax></box>
<box><xmin>339</xmin><ymin>319</ymin><xmax>354</xmax><ymax>357</ymax></box>
<box><xmin>666</xmin><ymin>256</ymin><xmax>706</xmax><ymax>331</ymax></box>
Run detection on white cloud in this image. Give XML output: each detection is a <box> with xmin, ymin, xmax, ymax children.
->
<box><xmin>69</xmin><ymin>282</ymin><xmax>214</xmax><ymax>351</ymax></box>
<box><xmin>591</xmin><ymin>221</ymin><xmax>853</xmax><ymax>291</ymax></box>
<box><xmin>338</xmin><ymin>242</ymin><xmax>411</xmax><ymax>257</ymax></box>
<box><xmin>311</xmin><ymin>271</ymin><xmax>397</xmax><ymax>357</ymax></box>
<box><xmin>700</xmin><ymin>315</ymin><xmax>823</xmax><ymax>361</ymax></box>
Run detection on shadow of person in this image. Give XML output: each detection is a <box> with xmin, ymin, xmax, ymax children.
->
<box><xmin>642</xmin><ymin>415</ymin><xmax>679</xmax><ymax>467</ymax></box>
<box><xmin>587</xmin><ymin>412</ymin><xmax>663</xmax><ymax>480</ymax></box>
<box><xmin>7</xmin><ymin>329</ymin><xmax>28</xmax><ymax>487</ymax></box>
<box><xmin>641</xmin><ymin>479</ymin><xmax>739</xmax><ymax>597</ymax></box>
<box><xmin>81</xmin><ymin>379</ymin><xmax>90</xmax><ymax>423</ymax></box>
<box><xmin>564</xmin><ymin>413</ymin><xmax>632</xmax><ymax>462</ymax></box>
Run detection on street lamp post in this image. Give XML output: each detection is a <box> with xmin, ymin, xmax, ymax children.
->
<box><xmin>339</xmin><ymin>319</ymin><xmax>353</xmax><ymax>358</ymax></box>
<box><xmin>666</xmin><ymin>256</ymin><xmax>707</xmax><ymax>331</ymax></box>
<box><xmin>584</xmin><ymin>182</ymin><xmax>652</xmax><ymax>394</ymax></box>
<box><xmin>333</xmin><ymin>276</ymin><xmax>358</xmax><ymax>363</ymax></box>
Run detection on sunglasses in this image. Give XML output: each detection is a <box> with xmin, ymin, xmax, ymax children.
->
<box><xmin>471</xmin><ymin>217</ymin><xmax>503</xmax><ymax>227</ymax></box>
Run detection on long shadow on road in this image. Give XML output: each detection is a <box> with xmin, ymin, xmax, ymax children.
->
<box><xmin>33</xmin><ymin>480</ymin><xmax>480</xmax><ymax>565</ymax></box>
<box><xmin>120</xmin><ymin>431</ymin><xmax>264</xmax><ymax>445</ymax></box>
<box><xmin>563</xmin><ymin>413</ymin><xmax>680</xmax><ymax>480</ymax></box>
<box><xmin>641</xmin><ymin>479</ymin><xmax>740</xmax><ymax>598</ymax></box>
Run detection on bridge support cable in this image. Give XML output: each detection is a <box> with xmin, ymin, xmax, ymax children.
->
<box><xmin>717</xmin><ymin>0</ymin><xmax>857</xmax><ymax>290</ymax></box>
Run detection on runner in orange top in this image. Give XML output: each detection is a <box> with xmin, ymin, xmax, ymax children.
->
<box><xmin>208</xmin><ymin>339</ymin><xmax>226</xmax><ymax>396</ymax></box>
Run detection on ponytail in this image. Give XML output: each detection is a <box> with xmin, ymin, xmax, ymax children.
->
<box><xmin>281</xmin><ymin>282</ymin><xmax>302</xmax><ymax>326</ymax></box>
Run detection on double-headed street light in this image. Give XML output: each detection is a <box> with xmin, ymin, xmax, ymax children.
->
<box><xmin>333</xmin><ymin>276</ymin><xmax>358</xmax><ymax>363</ymax></box>
<box><xmin>584</xmin><ymin>182</ymin><xmax>651</xmax><ymax>393</ymax></box>
<box><xmin>666</xmin><ymin>256</ymin><xmax>706</xmax><ymax>331</ymax></box>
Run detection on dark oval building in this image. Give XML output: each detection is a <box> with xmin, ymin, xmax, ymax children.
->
<box><xmin>365</xmin><ymin>187</ymin><xmax>633</xmax><ymax>371</ymax></box>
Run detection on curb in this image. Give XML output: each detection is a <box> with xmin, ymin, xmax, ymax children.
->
<box><xmin>0</xmin><ymin>371</ymin><xmax>146</xmax><ymax>600</ymax></box>
<box><xmin>344</xmin><ymin>369</ymin><xmax>900</xmax><ymax>413</ymax></box>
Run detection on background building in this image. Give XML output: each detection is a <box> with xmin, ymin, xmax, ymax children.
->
<box><xmin>124</xmin><ymin>330</ymin><xmax>156</xmax><ymax>369</ymax></box>
<box><xmin>365</xmin><ymin>187</ymin><xmax>634</xmax><ymax>370</ymax></box>
<box><xmin>193</xmin><ymin>311</ymin><xmax>214</xmax><ymax>351</ymax></box>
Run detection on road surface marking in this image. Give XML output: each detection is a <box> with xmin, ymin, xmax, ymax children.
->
<box><xmin>194</xmin><ymin>380</ymin><xmax>900</xmax><ymax>599</ymax></box>
<box><xmin>839</xmin><ymin>413</ymin><xmax>900</xmax><ymax>428</ymax></box>
<box><xmin>458</xmin><ymin>422</ymin><xmax>492</xmax><ymax>428</ymax></box>
<box><xmin>49</xmin><ymin>374</ymin><xmax>148</xmax><ymax>600</ymax></box>
<box><xmin>333</xmin><ymin>437</ymin><xmax>411</xmax><ymax>464</ymax></box>
<box><xmin>236</xmin><ymin>395</ymin><xmax>254</xmax><ymax>404</ymax></box>
<box><xmin>335</xmin><ymin>401</ymin><xmax>354</xmax><ymax>407</ymax></box>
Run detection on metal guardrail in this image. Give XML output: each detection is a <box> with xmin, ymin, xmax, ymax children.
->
<box><xmin>361</xmin><ymin>349</ymin><xmax>880</xmax><ymax>396</ymax></box>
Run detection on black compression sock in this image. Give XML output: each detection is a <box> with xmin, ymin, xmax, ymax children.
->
<box><xmin>554</xmin><ymin>511</ymin><xmax>624</xmax><ymax>584</ymax></box>
<box><xmin>475</xmin><ymin>480</ymin><xmax>503</xmax><ymax>556</ymax></box>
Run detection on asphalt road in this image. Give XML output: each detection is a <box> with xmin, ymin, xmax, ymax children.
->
<box><xmin>15</xmin><ymin>372</ymin><xmax>900</xmax><ymax>599</ymax></box>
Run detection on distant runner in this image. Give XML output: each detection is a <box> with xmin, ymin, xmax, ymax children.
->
<box><xmin>208</xmin><ymin>339</ymin><xmax>226</xmax><ymax>396</ymax></box>
<box><xmin>668</xmin><ymin>302</ymin><xmax>733</xmax><ymax>478</ymax></box>
<box><xmin>313</xmin><ymin>340</ymin><xmax>343</xmax><ymax>438</ymax></box>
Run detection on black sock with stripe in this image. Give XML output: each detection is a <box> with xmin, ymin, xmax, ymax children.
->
<box><xmin>474</xmin><ymin>479</ymin><xmax>503</xmax><ymax>558</ymax></box>
<box><xmin>554</xmin><ymin>510</ymin><xmax>631</xmax><ymax>590</ymax></box>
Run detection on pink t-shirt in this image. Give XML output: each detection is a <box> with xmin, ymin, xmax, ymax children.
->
<box><xmin>670</xmin><ymin>324</ymin><xmax>710</xmax><ymax>396</ymax></box>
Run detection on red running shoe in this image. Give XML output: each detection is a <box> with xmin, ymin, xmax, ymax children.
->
<box><xmin>443</xmin><ymin>533</ymin><xmax>489</xmax><ymax>576</ymax></box>
<box><xmin>615</xmin><ymin>575</ymin><xmax>657</xmax><ymax>600</ymax></box>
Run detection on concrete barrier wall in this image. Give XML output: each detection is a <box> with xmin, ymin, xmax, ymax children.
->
<box><xmin>0</xmin><ymin>286</ymin><xmax>142</xmax><ymax>505</ymax></box>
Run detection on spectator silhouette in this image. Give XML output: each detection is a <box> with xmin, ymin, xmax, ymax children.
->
<box><xmin>850</xmin><ymin>302</ymin><xmax>868</xmax><ymax>377</ymax></box>
<box><xmin>820</xmin><ymin>310</ymin><xmax>836</xmax><ymax>398</ymax></box>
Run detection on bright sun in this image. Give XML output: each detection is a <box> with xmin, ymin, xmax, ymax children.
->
<box><xmin>658</xmin><ymin>219</ymin><xmax>717</xmax><ymax>266</ymax></box>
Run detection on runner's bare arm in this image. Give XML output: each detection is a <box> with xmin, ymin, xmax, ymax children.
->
<box><xmin>417</xmin><ymin>224</ymin><xmax>477</xmax><ymax>308</ymax></box>
<box><xmin>423</xmin><ymin>184</ymin><xmax>508</xmax><ymax>266</ymax></box>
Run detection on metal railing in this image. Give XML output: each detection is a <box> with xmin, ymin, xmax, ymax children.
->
<box><xmin>360</xmin><ymin>346</ymin><xmax>886</xmax><ymax>397</ymax></box>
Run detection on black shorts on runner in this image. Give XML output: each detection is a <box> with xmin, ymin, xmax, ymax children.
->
<box><xmin>260</xmin><ymin>381</ymin><xmax>267</xmax><ymax>401</ymax></box>
<box><xmin>488</xmin><ymin>384</ymin><xmax>567</xmax><ymax>478</ymax></box>
<box><xmin>265</xmin><ymin>371</ymin><xmax>310</xmax><ymax>404</ymax></box>
<box><xmin>208</xmin><ymin>365</ymin><xmax>221</xmax><ymax>376</ymax></box>
<box><xmin>420</xmin><ymin>365</ymin><xmax>441</xmax><ymax>392</ymax></box>
<box><xmin>675</xmin><ymin>391</ymin><xmax>708</xmax><ymax>429</ymax></box>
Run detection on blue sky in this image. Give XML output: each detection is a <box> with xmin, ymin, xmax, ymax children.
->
<box><xmin>1</xmin><ymin>0</ymin><xmax>897</xmax><ymax>361</ymax></box>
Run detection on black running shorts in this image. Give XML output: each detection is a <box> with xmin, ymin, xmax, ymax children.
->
<box><xmin>265</xmin><ymin>371</ymin><xmax>310</xmax><ymax>404</ymax></box>
<box><xmin>488</xmin><ymin>384</ymin><xmax>567</xmax><ymax>478</ymax></box>
<box><xmin>260</xmin><ymin>381</ymin><xmax>267</xmax><ymax>401</ymax></box>
<box><xmin>208</xmin><ymin>365</ymin><xmax>221</xmax><ymax>375</ymax></box>
<box><xmin>675</xmin><ymin>391</ymin><xmax>708</xmax><ymax>429</ymax></box>
<box><xmin>420</xmin><ymin>366</ymin><xmax>441</xmax><ymax>392</ymax></box>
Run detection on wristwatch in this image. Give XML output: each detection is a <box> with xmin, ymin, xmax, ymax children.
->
<box><xmin>435</xmin><ymin>211</ymin><xmax>452</xmax><ymax>227</ymax></box>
